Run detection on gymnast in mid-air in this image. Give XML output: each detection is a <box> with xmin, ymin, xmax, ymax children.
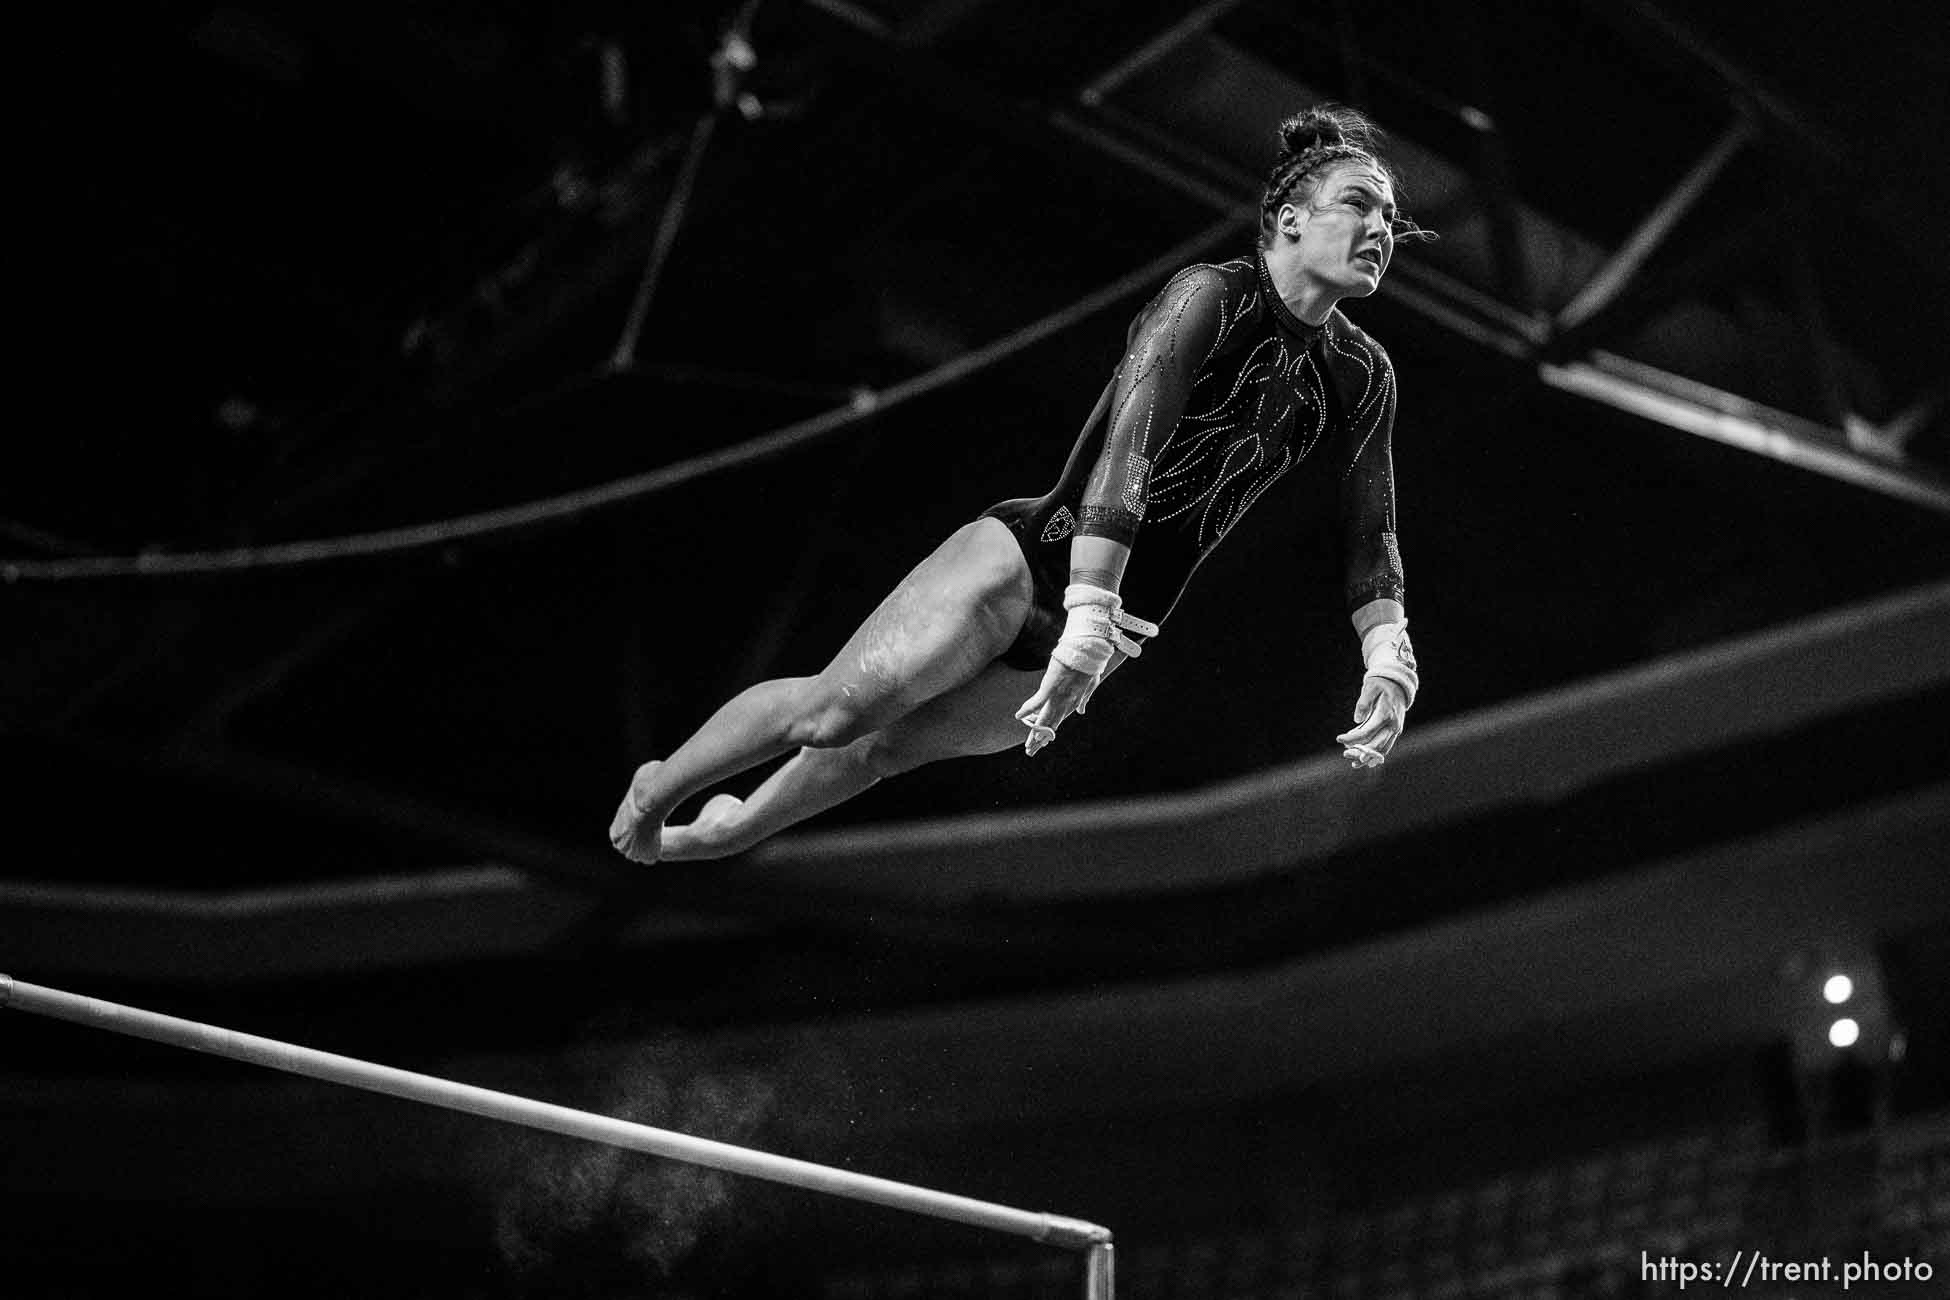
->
<box><xmin>611</xmin><ymin>104</ymin><xmax>1425</xmax><ymax>864</ymax></box>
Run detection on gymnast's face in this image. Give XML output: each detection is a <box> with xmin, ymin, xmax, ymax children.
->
<box><xmin>1281</xmin><ymin>162</ymin><xmax>1396</xmax><ymax>298</ymax></box>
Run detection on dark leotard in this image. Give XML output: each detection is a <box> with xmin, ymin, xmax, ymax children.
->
<box><xmin>984</xmin><ymin>249</ymin><xmax>1407</xmax><ymax>669</ymax></box>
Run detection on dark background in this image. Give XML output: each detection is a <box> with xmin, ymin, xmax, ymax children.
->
<box><xmin>3</xmin><ymin>2</ymin><xmax>1947</xmax><ymax>1296</ymax></box>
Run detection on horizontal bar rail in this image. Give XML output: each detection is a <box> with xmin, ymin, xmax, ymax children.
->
<box><xmin>0</xmin><ymin>974</ymin><xmax>1112</xmax><ymax>1262</ymax></box>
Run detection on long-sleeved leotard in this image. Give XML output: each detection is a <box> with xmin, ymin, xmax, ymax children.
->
<box><xmin>983</xmin><ymin>249</ymin><xmax>1407</xmax><ymax>670</ymax></box>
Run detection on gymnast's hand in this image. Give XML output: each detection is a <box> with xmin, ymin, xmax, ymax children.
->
<box><xmin>1014</xmin><ymin>657</ymin><xmax>1101</xmax><ymax>756</ymax></box>
<box><xmin>1335</xmin><ymin>678</ymin><xmax>1407</xmax><ymax>770</ymax></box>
<box><xmin>1076</xmin><ymin>647</ymin><xmax>1127</xmax><ymax>715</ymax></box>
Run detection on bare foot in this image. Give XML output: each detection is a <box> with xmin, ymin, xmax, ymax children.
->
<box><xmin>660</xmin><ymin>793</ymin><xmax>746</xmax><ymax>862</ymax></box>
<box><xmin>608</xmin><ymin>760</ymin><xmax>666</xmax><ymax>864</ymax></box>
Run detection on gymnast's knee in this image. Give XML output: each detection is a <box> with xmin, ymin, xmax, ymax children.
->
<box><xmin>783</xmin><ymin>688</ymin><xmax>878</xmax><ymax>750</ymax></box>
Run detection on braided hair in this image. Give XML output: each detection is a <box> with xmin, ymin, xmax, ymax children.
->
<box><xmin>1258</xmin><ymin>105</ymin><xmax>1430</xmax><ymax>248</ymax></box>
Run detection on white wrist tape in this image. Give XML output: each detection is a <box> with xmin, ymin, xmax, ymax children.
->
<box><xmin>1051</xmin><ymin>583</ymin><xmax>1160</xmax><ymax>675</ymax></box>
<box><xmin>1359</xmin><ymin>618</ymin><xmax>1419</xmax><ymax>710</ymax></box>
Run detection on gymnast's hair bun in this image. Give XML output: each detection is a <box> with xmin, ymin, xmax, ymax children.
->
<box><xmin>1277</xmin><ymin>105</ymin><xmax>1376</xmax><ymax>158</ymax></box>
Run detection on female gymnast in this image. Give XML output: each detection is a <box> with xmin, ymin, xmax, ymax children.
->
<box><xmin>611</xmin><ymin>104</ymin><xmax>1425</xmax><ymax>864</ymax></box>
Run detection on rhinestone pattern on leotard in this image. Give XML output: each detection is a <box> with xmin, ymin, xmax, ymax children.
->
<box><xmin>987</xmin><ymin>250</ymin><xmax>1406</xmax><ymax>636</ymax></box>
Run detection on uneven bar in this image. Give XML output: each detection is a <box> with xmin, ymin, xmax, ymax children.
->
<box><xmin>0</xmin><ymin>974</ymin><xmax>1111</xmax><ymax>1251</ymax></box>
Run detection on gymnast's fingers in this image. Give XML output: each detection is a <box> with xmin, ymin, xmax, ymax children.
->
<box><xmin>1348</xmin><ymin>677</ymin><xmax>1386</xmax><ymax>725</ymax></box>
<box><xmin>1338</xmin><ymin>691</ymin><xmax>1405</xmax><ymax>768</ymax></box>
<box><xmin>1336</xmin><ymin>707</ymin><xmax>1388</xmax><ymax>749</ymax></box>
<box><xmin>608</xmin><ymin>793</ymin><xmax>639</xmax><ymax>846</ymax></box>
<box><xmin>1017</xmin><ymin>659</ymin><xmax>1093</xmax><ymax>724</ymax></box>
<box><xmin>1015</xmin><ymin>661</ymin><xmax>1062</xmax><ymax>724</ymax></box>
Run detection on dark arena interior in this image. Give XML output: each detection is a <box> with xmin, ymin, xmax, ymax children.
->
<box><xmin>5</xmin><ymin>2</ymin><xmax>1949</xmax><ymax>1297</ymax></box>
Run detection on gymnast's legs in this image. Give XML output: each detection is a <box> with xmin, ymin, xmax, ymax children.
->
<box><xmin>659</xmin><ymin>661</ymin><xmax>1044</xmax><ymax>859</ymax></box>
<box><xmin>610</xmin><ymin>517</ymin><xmax>1040</xmax><ymax>864</ymax></box>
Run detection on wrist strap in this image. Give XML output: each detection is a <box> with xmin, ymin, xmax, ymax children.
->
<box><xmin>1360</xmin><ymin>618</ymin><xmax>1419</xmax><ymax>710</ymax></box>
<box><xmin>1063</xmin><ymin>584</ymin><xmax>1159</xmax><ymax>659</ymax></box>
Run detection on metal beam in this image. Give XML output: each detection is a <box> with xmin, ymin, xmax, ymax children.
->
<box><xmin>1545</xmin><ymin>203</ymin><xmax>1782</xmax><ymax>360</ymax></box>
<box><xmin>1572</xmin><ymin>0</ymin><xmax>1950</xmax><ymax>278</ymax></box>
<box><xmin>1572</xmin><ymin>0</ymin><xmax>1838</xmax><ymax>159</ymax></box>
<box><xmin>0</xmin><ymin>976</ymin><xmax>1115</xmax><ymax>1255</ymax></box>
<box><xmin>810</xmin><ymin>0</ymin><xmax>1950</xmax><ymax>514</ymax></box>
<box><xmin>803</xmin><ymin>0</ymin><xmax>1204</xmax><ymax>210</ymax></box>
<box><xmin>1556</xmin><ymin>117</ymin><xmax>1753</xmax><ymax>330</ymax></box>
<box><xmin>1848</xmin><ymin>390</ymin><xmax>1944</xmax><ymax>461</ymax></box>
<box><xmin>1078</xmin><ymin>0</ymin><xmax>1248</xmax><ymax>104</ymax></box>
<box><xmin>1541</xmin><ymin>354</ymin><xmax>1950</xmax><ymax>515</ymax></box>
<box><xmin>804</xmin><ymin>0</ymin><xmax>1544</xmax><ymax>359</ymax></box>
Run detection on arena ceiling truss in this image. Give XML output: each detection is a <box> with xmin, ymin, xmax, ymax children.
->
<box><xmin>810</xmin><ymin>0</ymin><xmax>1950</xmax><ymax>513</ymax></box>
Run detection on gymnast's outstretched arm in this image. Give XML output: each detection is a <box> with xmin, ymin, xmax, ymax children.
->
<box><xmin>1013</xmin><ymin>268</ymin><xmax>1228</xmax><ymax>752</ymax></box>
<box><xmin>1332</xmin><ymin>343</ymin><xmax>1417</xmax><ymax>768</ymax></box>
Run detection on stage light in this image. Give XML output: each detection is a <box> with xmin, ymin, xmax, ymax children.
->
<box><xmin>1828</xmin><ymin>1018</ymin><xmax>1860</xmax><ymax>1049</ymax></box>
<box><xmin>1823</xmin><ymin>974</ymin><xmax>1853</xmax><ymax>1005</ymax></box>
